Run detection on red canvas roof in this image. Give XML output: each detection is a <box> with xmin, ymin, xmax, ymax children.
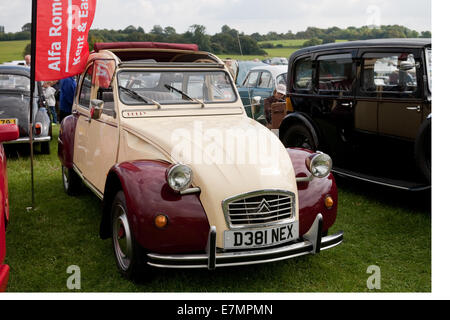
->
<box><xmin>94</xmin><ymin>42</ymin><xmax>199</xmax><ymax>52</ymax></box>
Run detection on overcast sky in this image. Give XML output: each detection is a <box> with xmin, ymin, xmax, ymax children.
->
<box><xmin>0</xmin><ymin>0</ymin><xmax>431</xmax><ymax>34</ymax></box>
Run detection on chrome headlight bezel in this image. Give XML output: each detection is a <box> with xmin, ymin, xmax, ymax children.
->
<box><xmin>307</xmin><ymin>153</ymin><xmax>333</xmax><ymax>178</ymax></box>
<box><xmin>166</xmin><ymin>164</ymin><xmax>193</xmax><ymax>192</ymax></box>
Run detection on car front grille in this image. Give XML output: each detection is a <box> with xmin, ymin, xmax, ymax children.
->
<box><xmin>223</xmin><ymin>191</ymin><xmax>295</xmax><ymax>228</ymax></box>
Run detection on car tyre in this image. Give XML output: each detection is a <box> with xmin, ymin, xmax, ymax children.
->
<box><xmin>41</xmin><ymin>141</ymin><xmax>51</xmax><ymax>155</ymax></box>
<box><xmin>415</xmin><ymin>118</ymin><xmax>431</xmax><ymax>183</ymax></box>
<box><xmin>62</xmin><ymin>165</ymin><xmax>81</xmax><ymax>195</ymax></box>
<box><xmin>111</xmin><ymin>191</ymin><xmax>147</xmax><ymax>280</ymax></box>
<box><xmin>282</xmin><ymin>123</ymin><xmax>317</xmax><ymax>150</ymax></box>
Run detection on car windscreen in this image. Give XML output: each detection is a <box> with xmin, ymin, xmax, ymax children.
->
<box><xmin>118</xmin><ymin>70</ymin><xmax>237</xmax><ymax>106</ymax></box>
<box><xmin>426</xmin><ymin>48</ymin><xmax>432</xmax><ymax>92</ymax></box>
<box><xmin>0</xmin><ymin>74</ymin><xmax>30</xmax><ymax>91</ymax></box>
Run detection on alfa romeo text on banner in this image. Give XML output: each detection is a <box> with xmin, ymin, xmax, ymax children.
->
<box><xmin>35</xmin><ymin>0</ymin><xmax>97</xmax><ymax>81</ymax></box>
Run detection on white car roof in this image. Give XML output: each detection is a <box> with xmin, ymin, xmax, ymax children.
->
<box><xmin>249</xmin><ymin>65</ymin><xmax>288</xmax><ymax>79</ymax></box>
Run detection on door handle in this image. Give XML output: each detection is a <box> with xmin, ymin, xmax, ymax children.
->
<box><xmin>406</xmin><ymin>106</ymin><xmax>421</xmax><ymax>112</ymax></box>
<box><xmin>340</xmin><ymin>102</ymin><xmax>353</xmax><ymax>107</ymax></box>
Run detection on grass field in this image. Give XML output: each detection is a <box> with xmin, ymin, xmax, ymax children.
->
<box><xmin>4</xmin><ymin>126</ymin><xmax>431</xmax><ymax>292</ymax></box>
<box><xmin>0</xmin><ymin>40</ymin><xmax>29</xmax><ymax>64</ymax></box>
<box><xmin>258</xmin><ymin>39</ymin><xmax>309</xmax><ymax>47</ymax></box>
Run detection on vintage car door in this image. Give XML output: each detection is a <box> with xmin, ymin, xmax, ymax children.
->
<box><xmin>312</xmin><ymin>52</ymin><xmax>356</xmax><ymax>159</ymax></box>
<box><xmin>73</xmin><ymin>61</ymin><xmax>119</xmax><ymax>195</ymax></box>
<box><xmin>252</xmin><ymin>71</ymin><xmax>275</xmax><ymax>122</ymax></box>
<box><xmin>239</xmin><ymin>70</ymin><xmax>260</xmax><ymax>118</ymax></box>
<box><xmin>374</xmin><ymin>51</ymin><xmax>425</xmax><ymax>140</ymax></box>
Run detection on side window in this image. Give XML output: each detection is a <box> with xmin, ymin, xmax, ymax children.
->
<box><xmin>79</xmin><ymin>65</ymin><xmax>93</xmax><ymax>108</ymax></box>
<box><xmin>294</xmin><ymin>58</ymin><xmax>313</xmax><ymax>90</ymax></box>
<box><xmin>258</xmin><ymin>72</ymin><xmax>273</xmax><ymax>89</ymax></box>
<box><xmin>317</xmin><ymin>54</ymin><xmax>354</xmax><ymax>94</ymax></box>
<box><xmin>243</xmin><ymin>71</ymin><xmax>259</xmax><ymax>88</ymax></box>
<box><xmin>276</xmin><ymin>74</ymin><xmax>287</xmax><ymax>87</ymax></box>
<box><xmin>362</xmin><ymin>53</ymin><xmax>417</xmax><ymax>94</ymax></box>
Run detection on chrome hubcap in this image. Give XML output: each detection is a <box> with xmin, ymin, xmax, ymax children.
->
<box><xmin>112</xmin><ymin>205</ymin><xmax>132</xmax><ymax>271</ymax></box>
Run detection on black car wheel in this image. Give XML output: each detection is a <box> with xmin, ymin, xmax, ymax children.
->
<box><xmin>282</xmin><ymin>123</ymin><xmax>317</xmax><ymax>150</ymax></box>
<box><xmin>415</xmin><ymin>118</ymin><xmax>431</xmax><ymax>183</ymax></box>
<box><xmin>62</xmin><ymin>165</ymin><xmax>81</xmax><ymax>195</ymax></box>
<box><xmin>41</xmin><ymin>141</ymin><xmax>51</xmax><ymax>154</ymax></box>
<box><xmin>111</xmin><ymin>191</ymin><xmax>147</xmax><ymax>280</ymax></box>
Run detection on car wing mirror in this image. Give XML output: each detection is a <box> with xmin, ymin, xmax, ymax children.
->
<box><xmin>0</xmin><ymin>124</ymin><xmax>19</xmax><ymax>143</ymax></box>
<box><xmin>89</xmin><ymin>99</ymin><xmax>104</xmax><ymax>121</ymax></box>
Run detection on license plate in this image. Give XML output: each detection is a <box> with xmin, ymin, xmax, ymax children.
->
<box><xmin>0</xmin><ymin>119</ymin><xmax>17</xmax><ymax>125</ymax></box>
<box><xmin>224</xmin><ymin>221</ymin><xmax>299</xmax><ymax>249</ymax></box>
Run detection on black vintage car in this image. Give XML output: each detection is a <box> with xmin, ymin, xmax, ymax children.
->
<box><xmin>0</xmin><ymin>66</ymin><xmax>52</xmax><ymax>153</ymax></box>
<box><xmin>280</xmin><ymin>39</ymin><xmax>431</xmax><ymax>191</ymax></box>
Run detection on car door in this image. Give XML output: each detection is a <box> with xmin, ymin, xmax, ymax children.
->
<box><xmin>313</xmin><ymin>52</ymin><xmax>356</xmax><ymax>159</ymax></box>
<box><xmin>239</xmin><ymin>70</ymin><xmax>259</xmax><ymax>118</ymax></box>
<box><xmin>73</xmin><ymin>62</ymin><xmax>119</xmax><ymax>195</ymax></box>
<box><xmin>374</xmin><ymin>51</ymin><xmax>424</xmax><ymax>140</ymax></box>
<box><xmin>252</xmin><ymin>71</ymin><xmax>274</xmax><ymax>122</ymax></box>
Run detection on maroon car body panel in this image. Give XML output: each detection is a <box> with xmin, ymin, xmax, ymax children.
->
<box><xmin>287</xmin><ymin>148</ymin><xmax>338</xmax><ymax>235</ymax></box>
<box><xmin>58</xmin><ymin>114</ymin><xmax>78</xmax><ymax>168</ymax></box>
<box><xmin>110</xmin><ymin>161</ymin><xmax>211</xmax><ymax>254</ymax></box>
<box><xmin>0</xmin><ymin>124</ymin><xmax>19</xmax><ymax>292</ymax></box>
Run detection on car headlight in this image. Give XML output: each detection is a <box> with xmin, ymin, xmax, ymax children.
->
<box><xmin>307</xmin><ymin>153</ymin><xmax>333</xmax><ymax>178</ymax></box>
<box><xmin>166</xmin><ymin>164</ymin><xmax>193</xmax><ymax>192</ymax></box>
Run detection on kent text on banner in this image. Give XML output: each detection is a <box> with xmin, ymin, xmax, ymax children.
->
<box><xmin>35</xmin><ymin>0</ymin><xmax>97</xmax><ymax>81</ymax></box>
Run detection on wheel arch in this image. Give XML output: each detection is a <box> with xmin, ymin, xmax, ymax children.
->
<box><xmin>279</xmin><ymin>112</ymin><xmax>320</xmax><ymax>149</ymax></box>
<box><xmin>100</xmin><ymin>169</ymin><xmax>124</xmax><ymax>239</ymax></box>
<box><xmin>99</xmin><ymin>160</ymin><xmax>211</xmax><ymax>255</ymax></box>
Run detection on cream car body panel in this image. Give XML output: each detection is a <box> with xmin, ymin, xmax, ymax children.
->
<box><xmin>119</xmin><ymin>114</ymin><xmax>299</xmax><ymax>247</ymax></box>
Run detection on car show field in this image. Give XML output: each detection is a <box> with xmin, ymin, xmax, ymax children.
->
<box><xmin>4</xmin><ymin>128</ymin><xmax>431</xmax><ymax>292</ymax></box>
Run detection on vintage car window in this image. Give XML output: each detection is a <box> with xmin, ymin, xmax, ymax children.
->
<box><xmin>317</xmin><ymin>54</ymin><xmax>354</xmax><ymax>94</ymax></box>
<box><xmin>243</xmin><ymin>71</ymin><xmax>259</xmax><ymax>88</ymax></box>
<box><xmin>362</xmin><ymin>53</ymin><xmax>417</xmax><ymax>94</ymax></box>
<box><xmin>426</xmin><ymin>48</ymin><xmax>432</xmax><ymax>92</ymax></box>
<box><xmin>79</xmin><ymin>65</ymin><xmax>94</xmax><ymax>108</ymax></box>
<box><xmin>118</xmin><ymin>70</ymin><xmax>237</xmax><ymax>105</ymax></box>
<box><xmin>258</xmin><ymin>72</ymin><xmax>273</xmax><ymax>89</ymax></box>
<box><xmin>276</xmin><ymin>73</ymin><xmax>287</xmax><ymax>87</ymax></box>
<box><xmin>0</xmin><ymin>74</ymin><xmax>30</xmax><ymax>91</ymax></box>
<box><xmin>294</xmin><ymin>58</ymin><xmax>313</xmax><ymax>90</ymax></box>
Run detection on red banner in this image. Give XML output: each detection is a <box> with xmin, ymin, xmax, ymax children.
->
<box><xmin>35</xmin><ymin>0</ymin><xmax>97</xmax><ymax>81</ymax></box>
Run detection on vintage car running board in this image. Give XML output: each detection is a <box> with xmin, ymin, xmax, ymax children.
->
<box><xmin>146</xmin><ymin>214</ymin><xmax>343</xmax><ymax>270</ymax></box>
<box><xmin>333</xmin><ymin>167</ymin><xmax>431</xmax><ymax>192</ymax></box>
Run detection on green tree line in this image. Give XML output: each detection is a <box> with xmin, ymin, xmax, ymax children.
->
<box><xmin>5</xmin><ymin>23</ymin><xmax>431</xmax><ymax>57</ymax></box>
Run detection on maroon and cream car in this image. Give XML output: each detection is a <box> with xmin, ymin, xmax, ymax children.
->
<box><xmin>58</xmin><ymin>42</ymin><xmax>343</xmax><ymax>278</ymax></box>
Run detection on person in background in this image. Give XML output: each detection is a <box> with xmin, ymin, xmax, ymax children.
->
<box><xmin>24</xmin><ymin>55</ymin><xmax>31</xmax><ymax>67</ymax></box>
<box><xmin>59</xmin><ymin>77</ymin><xmax>76</xmax><ymax>122</ymax></box>
<box><xmin>42</xmin><ymin>81</ymin><xmax>58</xmax><ymax>124</ymax></box>
<box><xmin>264</xmin><ymin>84</ymin><xmax>286</xmax><ymax>125</ymax></box>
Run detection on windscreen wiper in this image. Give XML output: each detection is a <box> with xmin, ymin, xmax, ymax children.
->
<box><xmin>119</xmin><ymin>86</ymin><xmax>162</xmax><ymax>109</ymax></box>
<box><xmin>164</xmin><ymin>84</ymin><xmax>205</xmax><ymax>108</ymax></box>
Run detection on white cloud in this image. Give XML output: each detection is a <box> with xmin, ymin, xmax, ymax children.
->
<box><xmin>0</xmin><ymin>0</ymin><xmax>431</xmax><ymax>34</ymax></box>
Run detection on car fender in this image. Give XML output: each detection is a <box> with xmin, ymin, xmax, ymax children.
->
<box><xmin>279</xmin><ymin>112</ymin><xmax>320</xmax><ymax>148</ymax></box>
<box><xmin>101</xmin><ymin>160</ymin><xmax>211</xmax><ymax>255</ymax></box>
<box><xmin>34</xmin><ymin>107</ymin><xmax>51</xmax><ymax>138</ymax></box>
<box><xmin>287</xmin><ymin>148</ymin><xmax>338</xmax><ymax>235</ymax></box>
<box><xmin>58</xmin><ymin>114</ymin><xmax>78</xmax><ymax>168</ymax></box>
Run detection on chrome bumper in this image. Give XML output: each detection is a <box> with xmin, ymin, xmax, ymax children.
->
<box><xmin>147</xmin><ymin>214</ymin><xmax>344</xmax><ymax>270</ymax></box>
<box><xmin>4</xmin><ymin>136</ymin><xmax>51</xmax><ymax>144</ymax></box>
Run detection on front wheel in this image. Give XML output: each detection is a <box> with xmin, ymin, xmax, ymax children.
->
<box><xmin>282</xmin><ymin>123</ymin><xmax>317</xmax><ymax>150</ymax></box>
<box><xmin>111</xmin><ymin>191</ymin><xmax>147</xmax><ymax>280</ymax></box>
